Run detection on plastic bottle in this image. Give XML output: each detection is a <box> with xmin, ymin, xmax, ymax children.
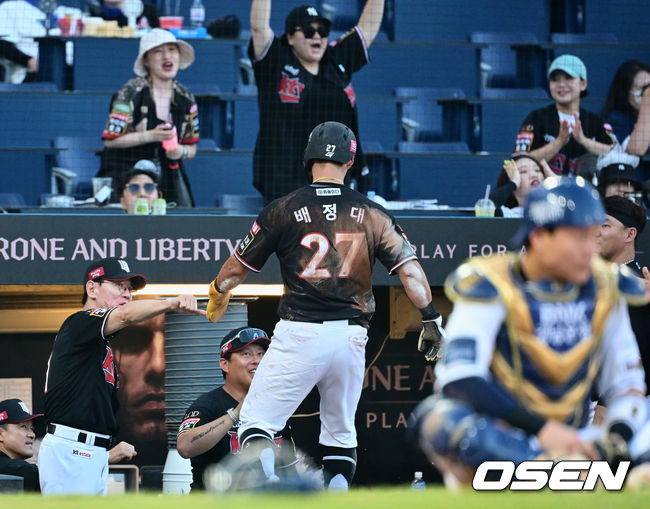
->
<box><xmin>411</xmin><ymin>471</ymin><xmax>425</xmax><ymax>490</ymax></box>
<box><xmin>190</xmin><ymin>0</ymin><xmax>205</xmax><ymax>28</ymax></box>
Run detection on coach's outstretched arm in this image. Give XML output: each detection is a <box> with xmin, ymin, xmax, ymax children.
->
<box><xmin>396</xmin><ymin>260</ymin><xmax>445</xmax><ymax>361</ymax></box>
<box><xmin>207</xmin><ymin>255</ymin><xmax>251</xmax><ymax>323</ymax></box>
<box><xmin>105</xmin><ymin>296</ymin><xmax>205</xmax><ymax>335</ymax></box>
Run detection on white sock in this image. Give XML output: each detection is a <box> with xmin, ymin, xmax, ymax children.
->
<box><xmin>327</xmin><ymin>474</ymin><xmax>349</xmax><ymax>491</ymax></box>
<box><xmin>259</xmin><ymin>447</ymin><xmax>276</xmax><ymax>479</ymax></box>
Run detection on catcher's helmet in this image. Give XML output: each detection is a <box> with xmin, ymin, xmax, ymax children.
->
<box><xmin>303</xmin><ymin>121</ymin><xmax>357</xmax><ymax>170</ymax></box>
<box><xmin>511</xmin><ymin>176</ymin><xmax>605</xmax><ymax>246</ymax></box>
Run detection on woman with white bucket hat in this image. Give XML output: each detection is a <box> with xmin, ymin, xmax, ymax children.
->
<box><xmin>98</xmin><ymin>28</ymin><xmax>200</xmax><ymax>207</ymax></box>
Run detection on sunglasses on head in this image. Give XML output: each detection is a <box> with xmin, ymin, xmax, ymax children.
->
<box><xmin>126</xmin><ymin>183</ymin><xmax>156</xmax><ymax>194</ymax></box>
<box><xmin>296</xmin><ymin>25</ymin><xmax>329</xmax><ymax>39</ymax></box>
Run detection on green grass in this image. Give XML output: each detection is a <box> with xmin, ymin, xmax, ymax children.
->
<box><xmin>3</xmin><ymin>487</ymin><xmax>650</xmax><ymax>509</ymax></box>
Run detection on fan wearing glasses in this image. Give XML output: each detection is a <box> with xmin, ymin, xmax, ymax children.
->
<box><xmin>120</xmin><ymin>163</ymin><xmax>160</xmax><ymax>214</ymax></box>
<box><xmin>248</xmin><ymin>1</ymin><xmax>385</xmax><ymax>204</ymax></box>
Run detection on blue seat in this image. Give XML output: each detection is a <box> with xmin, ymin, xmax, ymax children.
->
<box><xmin>550</xmin><ymin>33</ymin><xmax>618</xmax><ymax>44</ymax></box>
<box><xmin>185</xmin><ymin>150</ymin><xmax>259</xmax><ymax>207</ymax></box>
<box><xmin>470</xmin><ymin>32</ymin><xmax>543</xmax><ymax>89</ymax></box>
<box><xmin>478</xmin><ymin>92</ymin><xmax>549</xmax><ymax>153</ymax></box>
<box><xmin>584</xmin><ymin>0</ymin><xmax>650</xmax><ymax>43</ymax></box>
<box><xmin>397</xmin><ymin>141</ymin><xmax>469</xmax><ymax>153</ymax></box>
<box><xmin>0</xmin><ymin>148</ymin><xmax>52</xmax><ymax>206</ymax></box>
<box><xmin>387</xmin><ymin>0</ymin><xmax>549</xmax><ymax>42</ymax></box>
<box><xmin>52</xmin><ymin>136</ymin><xmax>103</xmax><ymax>199</ymax></box>
<box><xmin>479</xmin><ymin>88</ymin><xmax>549</xmax><ymax>99</ymax></box>
<box><xmin>217</xmin><ymin>194</ymin><xmax>264</xmax><ymax>214</ymax></box>
<box><xmin>320</xmin><ymin>0</ymin><xmax>359</xmax><ymax>30</ymax></box>
<box><xmin>0</xmin><ymin>193</ymin><xmax>26</xmax><ymax>210</ymax></box>
<box><xmin>354</xmin><ymin>42</ymin><xmax>477</xmax><ymax>95</ymax></box>
<box><xmin>0</xmin><ymin>82</ymin><xmax>58</xmax><ymax>92</ymax></box>
<box><xmin>395</xmin><ymin>87</ymin><xmax>469</xmax><ymax>145</ymax></box>
<box><xmin>396</xmin><ymin>153</ymin><xmax>504</xmax><ymax>206</ymax></box>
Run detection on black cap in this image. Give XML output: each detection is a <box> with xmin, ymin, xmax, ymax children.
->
<box><xmin>0</xmin><ymin>399</ymin><xmax>43</xmax><ymax>424</ymax></box>
<box><xmin>599</xmin><ymin>163</ymin><xmax>642</xmax><ymax>190</ymax></box>
<box><xmin>84</xmin><ymin>257</ymin><xmax>146</xmax><ymax>290</ymax></box>
<box><xmin>603</xmin><ymin>195</ymin><xmax>647</xmax><ymax>233</ymax></box>
<box><xmin>285</xmin><ymin>5</ymin><xmax>330</xmax><ymax>35</ymax></box>
<box><xmin>303</xmin><ymin>121</ymin><xmax>357</xmax><ymax>170</ymax></box>
<box><xmin>220</xmin><ymin>326</ymin><xmax>271</xmax><ymax>358</ymax></box>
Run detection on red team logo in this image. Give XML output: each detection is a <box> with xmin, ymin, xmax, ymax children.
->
<box><xmin>102</xmin><ymin>346</ymin><xmax>117</xmax><ymax>386</ymax></box>
<box><xmin>343</xmin><ymin>83</ymin><xmax>356</xmax><ymax>107</ymax></box>
<box><xmin>278</xmin><ymin>72</ymin><xmax>305</xmax><ymax>103</ymax></box>
<box><xmin>227</xmin><ymin>430</ymin><xmax>283</xmax><ymax>454</ymax></box>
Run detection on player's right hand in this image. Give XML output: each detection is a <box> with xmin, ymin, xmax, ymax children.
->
<box><xmin>206</xmin><ymin>279</ymin><xmax>231</xmax><ymax>322</ymax></box>
<box><xmin>418</xmin><ymin>315</ymin><xmax>445</xmax><ymax>362</ymax></box>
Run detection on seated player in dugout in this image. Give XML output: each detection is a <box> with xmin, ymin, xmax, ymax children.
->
<box><xmin>176</xmin><ymin>327</ymin><xmax>297</xmax><ymax>491</ymax></box>
<box><xmin>514</xmin><ymin>55</ymin><xmax>616</xmax><ymax>176</ymax></box>
<box><xmin>0</xmin><ymin>399</ymin><xmax>43</xmax><ymax>492</ymax></box>
<box><xmin>411</xmin><ymin>177</ymin><xmax>650</xmax><ymax>487</ymax></box>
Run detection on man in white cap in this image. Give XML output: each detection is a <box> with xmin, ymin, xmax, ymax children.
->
<box><xmin>513</xmin><ymin>54</ymin><xmax>616</xmax><ymax>176</ymax></box>
<box><xmin>97</xmin><ymin>28</ymin><xmax>199</xmax><ymax>207</ymax></box>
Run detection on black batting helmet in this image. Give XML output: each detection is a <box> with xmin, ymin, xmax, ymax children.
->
<box><xmin>303</xmin><ymin>121</ymin><xmax>357</xmax><ymax>170</ymax></box>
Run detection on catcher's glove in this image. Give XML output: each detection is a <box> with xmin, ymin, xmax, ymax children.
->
<box><xmin>594</xmin><ymin>432</ymin><xmax>630</xmax><ymax>468</ymax></box>
<box><xmin>206</xmin><ymin>280</ymin><xmax>231</xmax><ymax>323</ymax></box>
<box><xmin>418</xmin><ymin>315</ymin><xmax>445</xmax><ymax>362</ymax></box>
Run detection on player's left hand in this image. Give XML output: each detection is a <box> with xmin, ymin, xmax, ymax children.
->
<box><xmin>418</xmin><ymin>315</ymin><xmax>445</xmax><ymax>362</ymax></box>
<box><xmin>206</xmin><ymin>280</ymin><xmax>231</xmax><ymax>322</ymax></box>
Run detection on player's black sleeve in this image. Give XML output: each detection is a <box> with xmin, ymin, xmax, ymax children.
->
<box><xmin>327</xmin><ymin>27</ymin><xmax>369</xmax><ymax>76</ymax></box>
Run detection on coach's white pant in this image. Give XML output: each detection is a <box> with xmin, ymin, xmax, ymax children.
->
<box><xmin>239</xmin><ymin>319</ymin><xmax>368</xmax><ymax>448</ymax></box>
<box><xmin>38</xmin><ymin>432</ymin><xmax>109</xmax><ymax>495</ymax></box>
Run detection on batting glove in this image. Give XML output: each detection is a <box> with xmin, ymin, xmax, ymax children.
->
<box><xmin>206</xmin><ymin>280</ymin><xmax>231</xmax><ymax>323</ymax></box>
<box><xmin>418</xmin><ymin>315</ymin><xmax>445</xmax><ymax>362</ymax></box>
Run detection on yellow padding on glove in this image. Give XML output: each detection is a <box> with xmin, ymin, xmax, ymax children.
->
<box><xmin>206</xmin><ymin>280</ymin><xmax>231</xmax><ymax>322</ymax></box>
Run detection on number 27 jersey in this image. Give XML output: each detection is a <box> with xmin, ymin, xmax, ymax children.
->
<box><xmin>234</xmin><ymin>183</ymin><xmax>417</xmax><ymax>327</ymax></box>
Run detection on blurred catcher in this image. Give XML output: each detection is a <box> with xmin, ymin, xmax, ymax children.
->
<box><xmin>411</xmin><ymin>177</ymin><xmax>650</xmax><ymax>486</ymax></box>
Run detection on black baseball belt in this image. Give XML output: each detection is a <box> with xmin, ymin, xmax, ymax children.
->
<box><xmin>47</xmin><ymin>423</ymin><xmax>111</xmax><ymax>449</ymax></box>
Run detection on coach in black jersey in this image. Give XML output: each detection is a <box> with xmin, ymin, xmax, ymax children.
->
<box><xmin>249</xmin><ymin>1</ymin><xmax>385</xmax><ymax>203</ymax></box>
<box><xmin>39</xmin><ymin>257</ymin><xmax>205</xmax><ymax>495</ymax></box>
<box><xmin>207</xmin><ymin>121</ymin><xmax>445</xmax><ymax>490</ymax></box>
<box><xmin>176</xmin><ymin>327</ymin><xmax>296</xmax><ymax>490</ymax></box>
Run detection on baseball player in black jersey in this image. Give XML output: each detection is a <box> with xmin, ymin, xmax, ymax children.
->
<box><xmin>176</xmin><ymin>327</ymin><xmax>297</xmax><ymax>490</ymax></box>
<box><xmin>206</xmin><ymin>121</ymin><xmax>445</xmax><ymax>490</ymax></box>
<box><xmin>39</xmin><ymin>257</ymin><xmax>205</xmax><ymax>495</ymax></box>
